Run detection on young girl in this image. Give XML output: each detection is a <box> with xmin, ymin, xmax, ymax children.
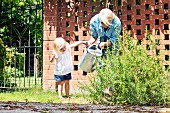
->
<box><xmin>50</xmin><ymin>37</ymin><xmax>86</xmax><ymax>99</ymax></box>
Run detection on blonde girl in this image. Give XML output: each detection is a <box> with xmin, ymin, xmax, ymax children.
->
<box><xmin>50</xmin><ymin>37</ymin><xmax>86</xmax><ymax>99</ymax></box>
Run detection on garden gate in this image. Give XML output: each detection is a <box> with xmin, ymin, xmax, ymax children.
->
<box><xmin>0</xmin><ymin>0</ymin><xmax>43</xmax><ymax>89</ymax></box>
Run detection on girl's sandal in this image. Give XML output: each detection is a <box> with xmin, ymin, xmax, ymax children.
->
<box><xmin>66</xmin><ymin>96</ymin><xmax>73</xmax><ymax>98</ymax></box>
<box><xmin>59</xmin><ymin>96</ymin><xmax>64</xmax><ymax>99</ymax></box>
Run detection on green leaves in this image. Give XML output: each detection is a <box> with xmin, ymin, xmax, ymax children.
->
<box><xmin>1</xmin><ymin>0</ymin><xmax>42</xmax><ymax>47</ymax></box>
<box><xmin>81</xmin><ymin>32</ymin><xmax>170</xmax><ymax>106</ymax></box>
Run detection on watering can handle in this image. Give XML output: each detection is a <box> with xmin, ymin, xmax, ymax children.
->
<box><xmin>87</xmin><ymin>44</ymin><xmax>103</xmax><ymax>56</ymax></box>
<box><xmin>86</xmin><ymin>44</ymin><xmax>102</xmax><ymax>50</ymax></box>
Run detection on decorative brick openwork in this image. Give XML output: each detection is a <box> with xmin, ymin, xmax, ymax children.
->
<box><xmin>43</xmin><ymin>0</ymin><xmax>170</xmax><ymax>92</ymax></box>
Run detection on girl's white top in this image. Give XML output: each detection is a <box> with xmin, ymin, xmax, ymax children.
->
<box><xmin>54</xmin><ymin>45</ymin><xmax>73</xmax><ymax>75</ymax></box>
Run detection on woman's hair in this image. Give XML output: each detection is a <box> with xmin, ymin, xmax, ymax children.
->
<box><xmin>99</xmin><ymin>8</ymin><xmax>115</xmax><ymax>26</ymax></box>
<box><xmin>53</xmin><ymin>37</ymin><xmax>66</xmax><ymax>53</ymax></box>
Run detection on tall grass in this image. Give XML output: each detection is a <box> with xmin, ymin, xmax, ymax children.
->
<box><xmin>80</xmin><ymin>31</ymin><xmax>170</xmax><ymax>106</ymax></box>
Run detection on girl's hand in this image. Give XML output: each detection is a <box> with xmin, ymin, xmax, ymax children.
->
<box><xmin>81</xmin><ymin>41</ymin><xmax>88</xmax><ymax>46</ymax></box>
<box><xmin>50</xmin><ymin>54</ymin><xmax>55</xmax><ymax>62</ymax></box>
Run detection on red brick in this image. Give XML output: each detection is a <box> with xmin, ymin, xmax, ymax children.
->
<box><xmin>162</xmin><ymin>0</ymin><xmax>170</xmax><ymax>2</ymax></box>
<box><xmin>143</xmin><ymin>10</ymin><xmax>154</xmax><ymax>14</ymax></box>
<box><xmin>72</xmin><ymin>75</ymin><xmax>89</xmax><ymax>80</ymax></box>
<box><xmin>43</xmin><ymin>55</ymin><xmax>53</xmax><ymax>61</ymax></box>
<box><xmin>144</xmin><ymin>1</ymin><xmax>155</xmax><ymax>4</ymax></box>
<box><xmin>43</xmin><ymin>64</ymin><xmax>55</xmax><ymax>70</ymax></box>
<box><xmin>44</xmin><ymin>24</ymin><xmax>57</xmax><ymax>31</ymax></box>
<box><xmin>143</xmin><ymin>20</ymin><xmax>155</xmax><ymax>25</ymax></box>
<box><xmin>160</xmin><ymin>20</ymin><xmax>170</xmax><ymax>24</ymax></box>
<box><xmin>43</xmin><ymin>70</ymin><xmax>54</xmax><ymax>78</ymax></box>
<box><xmin>151</xmin><ymin>15</ymin><xmax>164</xmax><ymax>19</ymax></box>
<box><xmin>44</xmin><ymin>11</ymin><xmax>58</xmax><ymax>17</ymax></box>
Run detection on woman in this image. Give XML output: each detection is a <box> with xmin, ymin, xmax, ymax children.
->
<box><xmin>87</xmin><ymin>8</ymin><xmax>122</xmax><ymax>95</ymax></box>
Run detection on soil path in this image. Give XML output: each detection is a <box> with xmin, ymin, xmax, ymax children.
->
<box><xmin>0</xmin><ymin>101</ymin><xmax>170</xmax><ymax>113</ymax></box>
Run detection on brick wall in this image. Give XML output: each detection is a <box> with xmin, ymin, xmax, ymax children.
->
<box><xmin>43</xmin><ymin>0</ymin><xmax>170</xmax><ymax>92</ymax></box>
<box><xmin>115</xmin><ymin>0</ymin><xmax>170</xmax><ymax>67</ymax></box>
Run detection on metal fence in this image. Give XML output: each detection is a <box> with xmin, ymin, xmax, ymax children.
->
<box><xmin>0</xmin><ymin>1</ymin><xmax>43</xmax><ymax>89</ymax></box>
<box><xmin>1</xmin><ymin>46</ymin><xmax>42</xmax><ymax>89</ymax></box>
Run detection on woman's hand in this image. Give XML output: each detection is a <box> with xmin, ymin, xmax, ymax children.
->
<box><xmin>99</xmin><ymin>42</ymin><xmax>105</xmax><ymax>49</ymax></box>
<box><xmin>99</xmin><ymin>41</ymin><xmax>112</xmax><ymax>49</ymax></box>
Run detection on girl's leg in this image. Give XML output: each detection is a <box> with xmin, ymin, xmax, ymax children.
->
<box><xmin>55</xmin><ymin>81</ymin><xmax>58</xmax><ymax>92</ymax></box>
<box><xmin>64</xmin><ymin>80</ymin><xmax>70</xmax><ymax>97</ymax></box>
<box><xmin>58</xmin><ymin>81</ymin><xmax>64</xmax><ymax>98</ymax></box>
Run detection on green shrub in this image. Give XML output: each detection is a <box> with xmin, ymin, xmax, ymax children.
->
<box><xmin>5</xmin><ymin>48</ymin><xmax>25</xmax><ymax>72</ymax></box>
<box><xmin>0</xmin><ymin>47</ymin><xmax>25</xmax><ymax>87</ymax></box>
<box><xmin>5</xmin><ymin>66</ymin><xmax>24</xmax><ymax>78</ymax></box>
<box><xmin>81</xmin><ymin>32</ymin><xmax>170</xmax><ymax>106</ymax></box>
<box><xmin>0</xmin><ymin>66</ymin><xmax>20</xmax><ymax>87</ymax></box>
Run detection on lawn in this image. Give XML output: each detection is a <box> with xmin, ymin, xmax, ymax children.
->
<box><xmin>9</xmin><ymin>76</ymin><xmax>42</xmax><ymax>88</ymax></box>
<box><xmin>0</xmin><ymin>88</ymin><xmax>90</xmax><ymax>104</ymax></box>
<box><xmin>0</xmin><ymin>76</ymin><xmax>90</xmax><ymax>104</ymax></box>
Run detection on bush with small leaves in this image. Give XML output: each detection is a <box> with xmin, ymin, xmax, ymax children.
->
<box><xmin>81</xmin><ymin>32</ymin><xmax>170</xmax><ymax>106</ymax></box>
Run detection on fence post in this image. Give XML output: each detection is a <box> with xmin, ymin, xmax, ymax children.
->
<box><xmin>34</xmin><ymin>54</ymin><xmax>39</xmax><ymax>86</ymax></box>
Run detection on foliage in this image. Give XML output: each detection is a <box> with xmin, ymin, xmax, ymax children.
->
<box><xmin>0</xmin><ymin>0</ymin><xmax>42</xmax><ymax>47</ymax></box>
<box><xmin>5</xmin><ymin>47</ymin><xmax>25</xmax><ymax>72</ymax></box>
<box><xmin>81</xmin><ymin>31</ymin><xmax>170</xmax><ymax>106</ymax></box>
<box><xmin>5</xmin><ymin>66</ymin><xmax>24</xmax><ymax>78</ymax></box>
<box><xmin>0</xmin><ymin>0</ymin><xmax>43</xmax><ymax>85</ymax></box>
<box><xmin>0</xmin><ymin>47</ymin><xmax>25</xmax><ymax>87</ymax></box>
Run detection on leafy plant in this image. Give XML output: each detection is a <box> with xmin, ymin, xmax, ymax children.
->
<box><xmin>81</xmin><ymin>31</ymin><xmax>170</xmax><ymax>106</ymax></box>
<box><xmin>5</xmin><ymin>66</ymin><xmax>24</xmax><ymax>78</ymax></box>
<box><xmin>5</xmin><ymin>48</ymin><xmax>25</xmax><ymax>72</ymax></box>
<box><xmin>0</xmin><ymin>47</ymin><xmax>24</xmax><ymax>87</ymax></box>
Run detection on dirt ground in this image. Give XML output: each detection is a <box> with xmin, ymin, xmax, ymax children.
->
<box><xmin>0</xmin><ymin>101</ymin><xmax>170</xmax><ymax>113</ymax></box>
